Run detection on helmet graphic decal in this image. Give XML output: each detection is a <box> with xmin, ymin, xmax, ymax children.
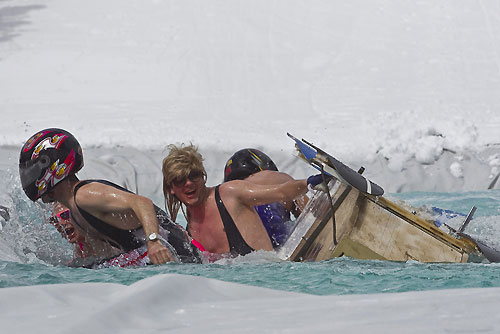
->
<box><xmin>224</xmin><ymin>148</ymin><xmax>278</xmax><ymax>182</ymax></box>
<box><xmin>31</xmin><ymin>134</ymin><xmax>68</xmax><ymax>160</ymax></box>
<box><xmin>20</xmin><ymin>128</ymin><xmax>84</xmax><ymax>201</ymax></box>
<box><xmin>224</xmin><ymin>159</ymin><xmax>233</xmax><ymax>179</ymax></box>
<box><xmin>35</xmin><ymin>149</ymin><xmax>76</xmax><ymax>197</ymax></box>
<box><xmin>22</xmin><ymin>130</ymin><xmax>52</xmax><ymax>153</ymax></box>
<box><xmin>248</xmin><ymin>150</ymin><xmax>264</xmax><ymax>171</ymax></box>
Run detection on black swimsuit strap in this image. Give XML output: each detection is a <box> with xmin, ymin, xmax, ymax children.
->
<box><xmin>214</xmin><ymin>185</ymin><xmax>254</xmax><ymax>256</ymax></box>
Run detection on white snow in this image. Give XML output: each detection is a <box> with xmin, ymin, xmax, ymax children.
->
<box><xmin>1</xmin><ymin>0</ymin><xmax>500</xmax><ymax>332</ymax></box>
<box><xmin>2</xmin><ymin>274</ymin><xmax>500</xmax><ymax>334</ymax></box>
<box><xmin>2</xmin><ymin>0</ymin><xmax>500</xmax><ymax>192</ymax></box>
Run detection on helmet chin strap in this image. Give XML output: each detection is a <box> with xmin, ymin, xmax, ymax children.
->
<box><xmin>41</xmin><ymin>191</ymin><xmax>56</xmax><ymax>203</ymax></box>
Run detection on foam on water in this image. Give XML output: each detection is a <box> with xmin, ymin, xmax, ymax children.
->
<box><xmin>391</xmin><ymin>190</ymin><xmax>500</xmax><ymax>250</ymax></box>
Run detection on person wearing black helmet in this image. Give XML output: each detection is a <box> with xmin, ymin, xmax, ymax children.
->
<box><xmin>224</xmin><ymin>149</ymin><xmax>307</xmax><ymax>248</ymax></box>
<box><xmin>162</xmin><ymin>144</ymin><xmax>324</xmax><ymax>257</ymax></box>
<box><xmin>223</xmin><ymin>148</ymin><xmax>279</xmax><ymax>182</ymax></box>
<box><xmin>19</xmin><ymin>128</ymin><xmax>202</xmax><ymax>266</ymax></box>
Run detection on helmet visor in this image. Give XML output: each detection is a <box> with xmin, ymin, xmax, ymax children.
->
<box><xmin>19</xmin><ymin>156</ymin><xmax>50</xmax><ymax>198</ymax></box>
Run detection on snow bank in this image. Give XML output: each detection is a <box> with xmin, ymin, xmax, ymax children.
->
<box><xmin>1</xmin><ymin>273</ymin><xmax>499</xmax><ymax>334</ymax></box>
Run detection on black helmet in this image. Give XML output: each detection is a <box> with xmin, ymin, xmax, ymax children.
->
<box><xmin>224</xmin><ymin>148</ymin><xmax>278</xmax><ymax>182</ymax></box>
<box><xmin>19</xmin><ymin>128</ymin><xmax>84</xmax><ymax>201</ymax></box>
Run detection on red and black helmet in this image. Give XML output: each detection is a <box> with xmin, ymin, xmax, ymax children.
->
<box><xmin>224</xmin><ymin>148</ymin><xmax>278</xmax><ymax>182</ymax></box>
<box><xmin>19</xmin><ymin>128</ymin><xmax>84</xmax><ymax>201</ymax></box>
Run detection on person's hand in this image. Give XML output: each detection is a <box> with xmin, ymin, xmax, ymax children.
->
<box><xmin>306</xmin><ymin>173</ymin><xmax>333</xmax><ymax>192</ymax></box>
<box><xmin>147</xmin><ymin>241</ymin><xmax>174</xmax><ymax>264</ymax></box>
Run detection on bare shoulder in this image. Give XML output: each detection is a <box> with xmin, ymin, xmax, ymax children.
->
<box><xmin>217</xmin><ymin>181</ymin><xmax>258</xmax><ymax>209</ymax></box>
<box><xmin>75</xmin><ymin>181</ymin><xmax>131</xmax><ymax>206</ymax></box>
<box><xmin>219</xmin><ymin>180</ymin><xmax>247</xmax><ymax>192</ymax></box>
<box><xmin>76</xmin><ymin>181</ymin><xmax>117</xmax><ymax>196</ymax></box>
<box><xmin>246</xmin><ymin>170</ymin><xmax>293</xmax><ymax>185</ymax></box>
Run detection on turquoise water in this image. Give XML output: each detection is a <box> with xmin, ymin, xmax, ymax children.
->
<box><xmin>2</xmin><ymin>256</ymin><xmax>500</xmax><ymax>295</ymax></box>
<box><xmin>1</xmin><ymin>187</ymin><xmax>500</xmax><ymax>295</ymax></box>
<box><xmin>390</xmin><ymin>191</ymin><xmax>500</xmax><ymax>217</ymax></box>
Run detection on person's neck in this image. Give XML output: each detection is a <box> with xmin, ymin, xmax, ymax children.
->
<box><xmin>186</xmin><ymin>184</ymin><xmax>210</xmax><ymax>223</ymax></box>
<box><xmin>53</xmin><ymin>176</ymin><xmax>79</xmax><ymax>207</ymax></box>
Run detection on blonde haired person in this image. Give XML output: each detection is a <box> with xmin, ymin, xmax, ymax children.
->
<box><xmin>162</xmin><ymin>144</ymin><xmax>325</xmax><ymax>256</ymax></box>
<box><xmin>162</xmin><ymin>144</ymin><xmax>207</xmax><ymax>225</ymax></box>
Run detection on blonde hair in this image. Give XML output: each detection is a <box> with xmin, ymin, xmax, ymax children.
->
<box><xmin>162</xmin><ymin>143</ymin><xmax>206</xmax><ymax>222</ymax></box>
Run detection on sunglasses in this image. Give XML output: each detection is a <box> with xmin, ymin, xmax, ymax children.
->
<box><xmin>172</xmin><ymin>170</ymin><xmax>204</xmax><ymax>187</ymax></box>
<box><xmin>49</xmin><ymin>209</ymin><xmax>70</xmax><ymax>225</ymax></box>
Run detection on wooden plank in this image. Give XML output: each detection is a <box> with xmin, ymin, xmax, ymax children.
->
<box><xmin>349</xmin><ymin>198</ymin><xmax>468</xmax><ymax>262</ymax></box>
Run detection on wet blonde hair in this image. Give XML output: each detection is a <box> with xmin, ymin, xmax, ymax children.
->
<box><xmin>162</xmin><ymin>143</ymin><xmax>206</xmax><ymax>222</ymax></box>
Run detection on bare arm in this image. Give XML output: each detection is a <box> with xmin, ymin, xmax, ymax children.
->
<box><xmin>222</xmin><ymin>179</ymin><xmax>308</xmax><ymax>208</ymax></box>
<box><xmin>245</xmin><ymin>170</ymin><xmax>309</xmax><ymax>215</ymax></box>
<box><xmin>245</xmin><ymin>170</ymin><xmax>295</xmax><ymax>185</ymax></box>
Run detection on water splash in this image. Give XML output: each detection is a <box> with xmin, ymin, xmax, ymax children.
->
<box><xmin>0</xmin><ymin>169</ymin><xmax>74</xmax><ymax>265</ymax></box>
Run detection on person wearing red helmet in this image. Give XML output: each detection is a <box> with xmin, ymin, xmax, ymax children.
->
<box><xmin>19</xmin><ymin>128</ymin><xmax>202</xmax><ymax>265</ymax></box>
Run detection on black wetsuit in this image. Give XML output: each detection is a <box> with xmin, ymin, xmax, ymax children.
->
<box><xmin>73</xmin><ymin>180</ymin><xmax>201</xmax><ymax>263</ymax></box>
<box><xmin>214</xmin><ymin>185</ymin><xmax>254</xmax><ymax>256</ymax></box>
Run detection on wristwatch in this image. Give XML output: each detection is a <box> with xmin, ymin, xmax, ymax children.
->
<box><xmin>147</xmin><ymin>232</ymin><xmax>160</xmax><ymax>242</ymax></box>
